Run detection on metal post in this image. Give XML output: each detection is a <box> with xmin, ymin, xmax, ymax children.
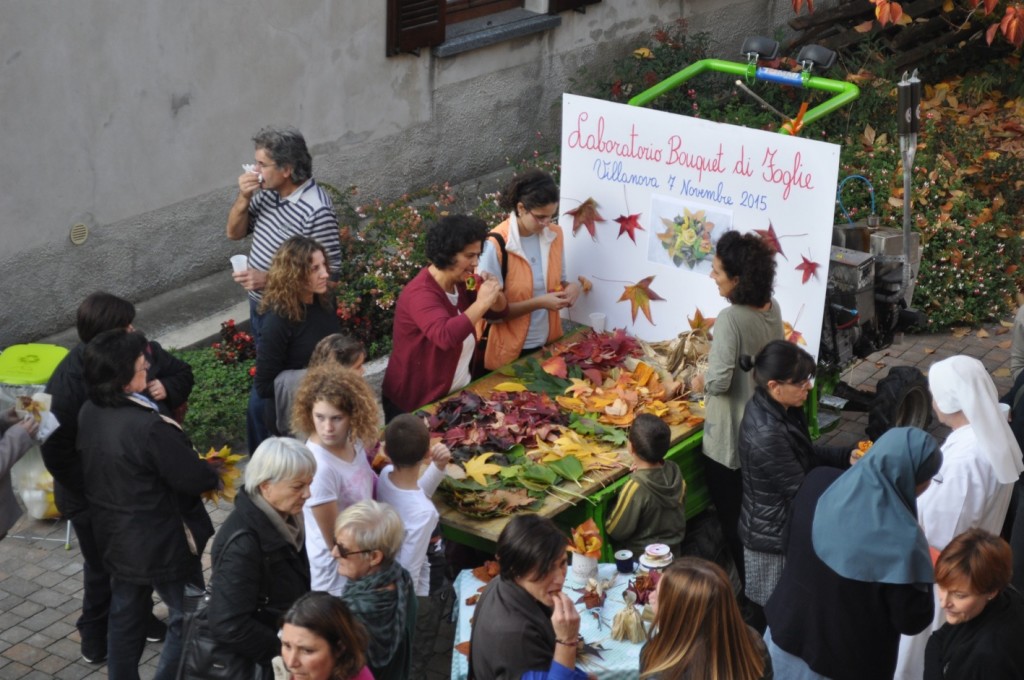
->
<box><xmin>897</xmin><ymin>71</ymin><xmax>921</xmax><ymax>304</ymax></box>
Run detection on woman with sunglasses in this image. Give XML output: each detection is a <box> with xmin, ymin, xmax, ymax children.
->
<box><xmin>334</xmin><ymin>501</ymin><xmax>416</xmax><ymax>680</ymax></box>
<box><xmin>736</xmin><ymin>339</ymin><xmax>857</xmax><ymax>627</ymax></box>
<box><xmin>475</xmin><ymin>170</ymin><xmax>580</xmax><ymax>373</ymax></box>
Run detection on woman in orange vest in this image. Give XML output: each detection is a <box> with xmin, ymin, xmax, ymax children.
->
<box><xmin>477</xmin><ymin>170</ymin><xmax>581</xmax><ymax>371</ymax></box>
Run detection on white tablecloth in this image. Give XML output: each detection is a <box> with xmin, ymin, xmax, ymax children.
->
<box><xmin>451</xmin><ymin>563</ymin><xmax>646</xmax><ymax>680</ymax></box>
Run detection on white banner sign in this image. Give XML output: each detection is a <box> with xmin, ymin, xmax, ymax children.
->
<box><xmin>560</xmin><ymin>93</ymin><xmax>841</xmax><ymax>357</ymax></box>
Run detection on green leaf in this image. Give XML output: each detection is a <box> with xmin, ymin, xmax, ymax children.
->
<box><xmin>546</xmin><ymin>456</ymin><xmax>585</xmax><ymax>483</ymax></box>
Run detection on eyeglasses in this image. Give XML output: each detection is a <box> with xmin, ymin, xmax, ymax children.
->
<box><xmin>135</xmin><ymin>359</ymin><xmax>151</xmax><ymax>374</ymax></box>
<box><xmin>333</xmin><ymin>542</ymin><xmax>372</xmax><ymax>559</ymax></box>
<box><xmin>254</xmin><ymin>160</ymin><xmax>276</xmax><ymax>170</ymax></box>
<box><xmin>786</xmin><ymin>375</ymin><xmax>815</xmax><ymax>389</ymax></box>
<box><xmin>528</xmin><ymin>210</ymin><xmax>556</xmax><ymax>225</ymax></box>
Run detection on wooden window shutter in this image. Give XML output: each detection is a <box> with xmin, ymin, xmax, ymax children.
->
<box><xmin>387</xmin><ymin>0</ymin><xmax>446</xmax><ymax>56</ymax></box>
<box><xmin>549</xmin><ymin>0</ymin><xmax>599</xmax><ymax>12</ymax></box>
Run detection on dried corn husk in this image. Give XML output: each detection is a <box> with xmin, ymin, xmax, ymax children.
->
<box><xmin>639</xmin><ymin>330</ymin><xmax>711</xmax><ymax>384</ymax></box>
<box><xmin>611</xmin><ymin>592</ymin><xmax>646</xmax><ymax>643</ymax></box>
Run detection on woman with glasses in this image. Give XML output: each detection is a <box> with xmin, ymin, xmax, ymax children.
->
<box><xmin>206</xmin><ymin>437</ymin><xmax>315</xmax><ymax>680</ymax></box>
<box><xmin>736</xmin><ymin>339</ymin><xmax>856</xmax><ymax>626</ymax></box>
<box><xmin>475</xmin><ymin>169</ymin><xmax>580</xmax><ymax>373</ymax></box>
<box><xmin>334</xmin><ymin>500</ymin><xmax>416</xmax><ymax>680</ymax></box>
<box><xmin>688</xmin><ymin>230</ymin><xmax>783</xmax><ymax>608</ymax></box>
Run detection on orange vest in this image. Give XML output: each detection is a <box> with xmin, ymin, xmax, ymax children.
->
<box><xmin>482</xmin><ymin>218</ymin><xmax>565</xmax><ymax>370</ymax></box>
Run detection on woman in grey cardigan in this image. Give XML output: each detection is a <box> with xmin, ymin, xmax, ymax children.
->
<box><xmin>0</xmin><ymin>408</ymin><xmax>37</xmax><ymax>539</ymax></box>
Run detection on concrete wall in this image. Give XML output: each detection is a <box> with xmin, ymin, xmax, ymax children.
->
<box><xmin>0</xmin><ymin>0</ymin><xmax>832</xmax><ymax>347</ymax></box>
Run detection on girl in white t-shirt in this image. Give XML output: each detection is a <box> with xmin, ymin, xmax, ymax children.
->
<box><xmin>291</xmin><ymin>365</ymin><xmax>381</xmax><ymax>595</ymax></box>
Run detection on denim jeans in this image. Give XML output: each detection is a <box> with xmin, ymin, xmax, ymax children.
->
<box><xmin>107</xmin><ymin>576</ymin><xmax>196</xmax><ymax>680</ymax></box>
<box><xmin>246</xmin><ymin>297</ymin><xmax>271</xmax><ymax>453</ymax></box>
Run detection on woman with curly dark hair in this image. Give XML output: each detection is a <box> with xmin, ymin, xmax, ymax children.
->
<box><xmin>381</xmin><ymin>215</ymin><xmax>507</xmax><ymax>420</ymax></box>
<box><xmin>275</xmin><ymin>591</ymin><xmax>373</xmax><ymax>680</ymax></box>
<box><xmin>249</xmin><ymin>236</ymin><xmax>340</xmax><ymax>451</ymax></box>
<box><xmin>689</xmin><ymin>230</ymin><xmax>783</xmax><ymax>610</ymax></box>
<box><xmin>476</xmin><ymin>170</ymin><xmax>580</xmax><ymax>372</ymax></box>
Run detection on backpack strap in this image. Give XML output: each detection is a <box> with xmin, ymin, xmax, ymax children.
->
<box><xmin>488</xmin><ymin>232</ymin><xmax>508</xmax><ymax>283</ymax></box>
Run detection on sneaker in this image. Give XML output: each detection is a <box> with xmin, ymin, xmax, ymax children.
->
<box><xmin>81</xmin><ymin>651</ymin><xmax>107</xmax><ymax>665</ymax></box>
<box><xmin>145</xmin><ymin>617</ymin><xmax>167</xmax><ymax>643</ymax></box>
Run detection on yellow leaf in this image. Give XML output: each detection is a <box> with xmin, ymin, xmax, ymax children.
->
<box><xmin>493</xmin><ymin>381</ymin><xmax>527</xmax><ymax>392</ymax></box>
<box><xmin>854</xmin><ymin>19</ymin><xmax>875</xmax><ymax>32</ymax></box>
<box><xmin>977</xmin><ymin>329</ymin><xmax>990</xmax><ymax>339</ymax></box>
<box><xmin>994</xmin><ymin>368</ymin><xmax>1012</xmax><ymax>378</ymax></box>
<box><xmin>888</xmin><ymin>196</ymin><xmax>904</xmax><ymax>208</ymax></box>
<box><xmin>942</xmin><ymin>0</ymin><xmax>953</xmax><ymax>10</ymax></box>
<box><xmin>1001</xmin><ymin>319</ymin><xmax>1015</xmax><ymax>328</ymax></box>
<box><xmin>633</xmin><ymin>47</ymin><xmax>654</xmax><ymax>59</ymax></box>
<box><xmin>999</xmin><ymin>340</ymin><xmax>1013</xmax><ymax>349</ymax></box>
<box><xmin>463</xmin><ymin>453</ymin><xmax>503</xmax><ymax>486</ymax></box>
<box><xmin>952</xmin><ymin>327</ymin><xmax>971</xmax><ymax>338</ymax></box>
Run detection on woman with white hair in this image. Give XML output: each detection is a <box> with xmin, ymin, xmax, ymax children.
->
<box><xmin>207</xmin><ymin>437</ymin><xmax>316</xmax><ymax>680</ymax></box>
<box><xmin>335</xmin><ymin>500</ymin><xmax>416</xmax><ymax>680</ymax></box>
<box><xmin>895</xmin><ymin>355</ymin><xmax>1024</xmax><ymax>680</ymax></box>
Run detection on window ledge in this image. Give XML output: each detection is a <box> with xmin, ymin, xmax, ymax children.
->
<box><xmin>433</xmin><ymin>9</ymin><xmax>561</xmax><ymax>58</ymax></box>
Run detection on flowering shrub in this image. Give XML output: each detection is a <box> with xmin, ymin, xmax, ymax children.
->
<box><xmin>171</xmin><ymin>346</ymin><xmax>252</xmax><ymax>451</ymax></box>
<box><xmin>211</xmin><ymin>319</ymin><xmax>255</xmax><ymax>365</ymax></box>
<box><xmin>324</xmin><ymin>184</ymin><xmax>456</xmax><ymax>359</ymax></box>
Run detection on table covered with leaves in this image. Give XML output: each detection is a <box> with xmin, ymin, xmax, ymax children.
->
<box><xmin>419</xmin><ymin>329</ymin><xmax>704</xmax><ymax>555</ymax></box>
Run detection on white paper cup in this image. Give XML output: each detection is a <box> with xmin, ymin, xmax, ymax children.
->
<box><xmin>230</xmin><ymin>254</ymin><xmax>249</xmax><ymax>273</ymax></box>
<box><xmin>589</xmin><ymin>312</ymin><xmax>607</xmax><ymax>332</ymax></box>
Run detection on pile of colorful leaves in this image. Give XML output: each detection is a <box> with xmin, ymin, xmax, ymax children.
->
<box><xmin>546</xmin><ymin>328</ymin><xmax>643</xmax><ymax>380</ymax></box>
<box><xmin>556</xmin><ymin>362</ymin><xmax>704</xmax><ymax>428</ymax></box>
<box><xmin>419</xmin><ymin>389</ymin><xmax>567</xmax><ymax>451</ymax></box>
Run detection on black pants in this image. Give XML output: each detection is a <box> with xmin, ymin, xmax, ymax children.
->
<box><xmin>703</xmin><ymin>456</ymin><xmax>746</xmax><ymax>586</ymax></box>
<box><xmin>70</xmin><ymin>511</ymin><xmax>112</xmax><ymax>657</ymax></box>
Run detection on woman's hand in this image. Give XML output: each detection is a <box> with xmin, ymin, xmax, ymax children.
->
<box><xmin>561</xmin><ymin>282</ymin><xmax>582</xmax><ymax>306</ymax></box>
<box><xmin>550</xmin><ymin>591</ymin><xmax>581</xmax><ymax>641</ymax></box>
<box><xmin>232</xmin><ymin>268</ymin><xmax>268</xmax><ymax>292</ymax></box>
<box><xmin>477</xmin><ymin>278</ymin><xmax>502</xmax><ymax>307</ymax></box>
<box><xmin>13</xmin><ymin>416</ymin><xmax>38</xmax><ymax>439</ymax></box>
<box><xmin>147</xmin><ymin>379</ymin><xmax>167</xmax><ymax>401</ymax></box>
<box><xmin>537</xmin><ymin>292</ymin><xmax>572</xmax><ymax>311</ymax></box>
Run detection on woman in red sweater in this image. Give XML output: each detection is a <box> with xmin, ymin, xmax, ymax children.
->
<box><xmin>381</xmin><ymin>215</ymin><xmax>506</xmax><ymax>420</ymax></box>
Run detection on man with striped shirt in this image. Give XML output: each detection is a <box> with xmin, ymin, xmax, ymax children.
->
<box><xmin>226</xmin><ymin>126</ymin><xmax>341</xmax><ymax>346</ymax></box>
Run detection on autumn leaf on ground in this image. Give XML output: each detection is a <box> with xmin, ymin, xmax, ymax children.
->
<box><xmin>951</xmin><ymin>327</ymin><xmax>971</xmax><ymax>338</ymax></box>
<box><xmin>463</xmin><ymin>452</ymin><xmax>503</xmax><ymax>486</ymax></box>
<box><xmin>994</xmin><ymin>367</ymin><xmax>1012</xmax><ymax>378</ymax></box>
<box><xmin>615</xmin><ymin>213</ymin><xmax>645</xmax><ymax>243</ymax></box>
<box><xmin>688</xmin><ymin>308</ymin><xmax>715</xmax><ymax>334</ymax></box>
<box><xmin>796</xmin><ymin>253</ymin><xmax>822</xmax><ymax>284</ymax></box>
<box><xmin>791</xmin><ymin>0</ymin><xmax>814</xmax><ymax>13</ymax></box>
<box><xmin>565</xmin><ymin>198</ymin><xmax>606</xmax><ymax>240</ymax></box>
<box><xmin>977</xmin><ymin>328</ymin><xmax>990</xmax><ymax>339</ymax></box>
<box><xmin>618</xmin><ymin>276</ymin><xmax>665</xmax><ymax>325</ymax></box>
<box><xmin>1000</xmin><ymin>339</ymin><xmax>1013</xmax><ymax>349</ymax></box>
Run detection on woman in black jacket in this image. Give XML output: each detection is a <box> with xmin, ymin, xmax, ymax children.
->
<box><xmin>208</xmin><ymin>437</ymin><xmax>315</xmax><ymax>680</ymax></box>
<box><xmin>78</xmin><ymin>328</ymin><xmax>219</xmax><ymax>680</ymax></box>
<box><xmin>737</xmin><ymin>340</ymin><xmax>854</xmax><ymax>625</ymax></box>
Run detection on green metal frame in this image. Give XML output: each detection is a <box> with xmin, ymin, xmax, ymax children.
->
<box><xmin>627</xmin><ymin>58</ymin><xmax>859</xmax><ymax>135</ymax></box>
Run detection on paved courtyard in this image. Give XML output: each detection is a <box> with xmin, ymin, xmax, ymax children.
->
<box><xmin>0</xmin><ymin>325</ymin><xmax>1016</xmax><ymax>678</ymax></box>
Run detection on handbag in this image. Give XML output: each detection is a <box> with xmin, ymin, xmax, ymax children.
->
<box><xmin>176</xmin><ymin>530</ymin><xmax>269</xmax><ymax>680</ymax></box>
<box><xmin>470</xmin><ymin>231</ymin><xmax>508</xmax><ymax>380</ymax></box>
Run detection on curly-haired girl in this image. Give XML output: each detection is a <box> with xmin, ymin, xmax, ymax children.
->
<box><xmin>292</xmin><ymin>364</ymin><xmax>380</xmax><ymax>595</ymax></box>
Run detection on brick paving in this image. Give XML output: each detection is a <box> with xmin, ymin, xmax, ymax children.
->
<box><xmin>0</xmin><ymin>325</ymin><xmax>1016</xmax><ymax>678</ymax></box>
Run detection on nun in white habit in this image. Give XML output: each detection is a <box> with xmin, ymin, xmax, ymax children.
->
<box><xmin>894</xmin><ymin>354</ymin><xmax>1024</xmax><ymax>680</ymax></box>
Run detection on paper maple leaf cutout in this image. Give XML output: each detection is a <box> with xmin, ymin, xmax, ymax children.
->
<box><xmin>614</xmin><ymin>213</ymin><xmax>644</xmax><ymax>244</ymax></box>
<box><xmin>618</xmin><ymin>276</ymin><xmax>665</xmax><ymax>325</ymax></box>
<box><xmin>463</xmin><ymin>452</ymin><xmax>503</xmax><ymax>486</ymax></box>
<box><xmin>755</xmin><ymin>221</ymin><xmax>788</xmax><ymax>260</ymax></box>
<box><xmin>565</xmin><ymin>198</ymin><xmax>606</xmax><ymax>240</ymax></box>
<box><xmin>688</xmin><ymin>308</ymin><xmax>715</xmax><ymax>334</ymax></box>
<box><xmin>795</xmin><ymin>253</ymin><xmax>822</xmax><ymax>284</ymax></box>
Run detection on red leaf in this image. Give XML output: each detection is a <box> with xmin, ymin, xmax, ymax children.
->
<box><xmin>795</xmin><ymin>253</ymin><xmax>821</xmax><ymax>284</ymax></box>
<box><xmin>618</xmin><ymin>276</ymin><xmax>665</xmax><ymax>325</ymax></box>
<box><xmin>542</xmin><ymin>355</ymin><xmax>568</xmax><ymax>379</ymax></box>
<box><xmin>755</xmin><ymin>221</ymin><xmax>788</xmax><ymax>260</ymax></box>
<box><xmin>1003</xmin><ymin>6</ymin><xmax>1024</xmax><ymax>48</ymax></box>
<box><xmin>565</xmin><ymin>198</ymin><xmax>606</xmax><ymax>240</ymax></box>
<box><xmin>614</xmin><ymin>213</ymin><xmax>645</xmax><ymax>244</ymax></box>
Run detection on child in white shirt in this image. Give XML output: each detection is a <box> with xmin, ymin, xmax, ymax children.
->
<box><xmin>292</xmin><ymin>365</ymin><xmax>381</xmax><ymax>595</ymax></box>
<box><xmin>376</xmin><ymin>414</ymin><xmax>450</xmax><ymax>597</ymax></box>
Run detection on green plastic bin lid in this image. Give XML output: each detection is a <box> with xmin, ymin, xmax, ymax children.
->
<box><xmin>0</xmin><ymin>344</ymin><xmax>69</xmax><ymax>385</ymax></box>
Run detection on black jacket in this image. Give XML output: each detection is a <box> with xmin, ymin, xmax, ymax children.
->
<box><xmin>77</xmin><ymin>398</ymin><xmax>218</xmax><ymax>584</ymax></box>
<box><xmin>924</xmin><ymin>587</ymin><xmax>1024</xmax><ymax>680</ymax></box>
<box><xmin>765</xmin><ymin>468</ymin><xmax>934</xmax><ymax>680</ymax></box>
<box><xmin>208</xmin><ymin>488</ymin><xmax>311</xmax><ymax>669</ymax></box>
<box><xmin>738</xmin><ymin>387</ymin><xmax>849</xmax><ymax>553</ymax></box>
<box><xmin>42</xmin><ymin>341</ymin><xmax>194</xmax><ymax>516</ymax></box>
